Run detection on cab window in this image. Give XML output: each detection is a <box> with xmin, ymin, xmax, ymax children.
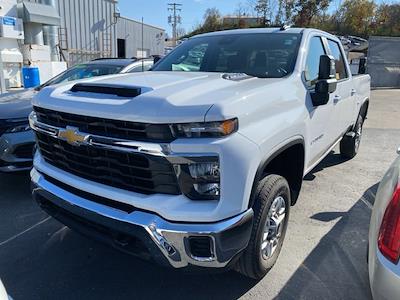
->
<box><xmin>304</xmin><ymin>37</ymin><xmax>326</xmax><ymax>87</ymax></box>
<box><xmin>327</xmin><ymin>40</ymin><xmax>348</xmax><ymax>80</ymax></box>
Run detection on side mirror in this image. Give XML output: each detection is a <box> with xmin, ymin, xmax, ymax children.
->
<box><xmin>153</xmin><ymin>56</ymin><xmax>162</xmax><ymax>64</ymax></box>
<box><xmin>318</xmin><ymin>54</ymin><xmax>336</xmax><ymax>80</ymax></box>
<box><xmin>358</xmin><ymin>57</ymin><xmax>367</xmax><ymax>74</ymax></box>
<box><xmin>311</xmin><ymin>55</ymin><xmax>337</xmax><ymax>106</ymax></box>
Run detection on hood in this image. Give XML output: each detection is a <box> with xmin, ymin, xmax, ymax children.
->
<box><xmin>0</xmin><ymin>89</ymin><xmax>36</xmax><ymax>120</ymax></box>
<box><xmin>33</xmin><ymin>72</ymin><xmax>282</xmax><ymax>123</ymax></box>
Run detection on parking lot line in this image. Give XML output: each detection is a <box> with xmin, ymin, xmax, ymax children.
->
<box><xmin>0</xmin><ymin>216</ymin><xmax>51</xmax><ymax>247</ymax></box>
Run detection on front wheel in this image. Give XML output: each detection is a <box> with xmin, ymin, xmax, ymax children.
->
<box><xmin>236</xmin><ymin>174</ymin><xmax>290</xmax><ymax>279</ymax></box>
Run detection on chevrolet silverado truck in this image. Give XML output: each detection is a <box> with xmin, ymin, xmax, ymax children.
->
<box><xmin>29</xmin><ymin>28</ymin><xmax>370</xmax><ymax>279</ymax></box>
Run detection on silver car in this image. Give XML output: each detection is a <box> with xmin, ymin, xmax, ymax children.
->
<box><xmin>369</xmin><ymin>147</ymin><xmax>400</xmax><ymax>299</ymax></box>
<box><xmin>0</xmin><ymin>58</ymin><xmax>154</xmax><ymax>172</ymax></box>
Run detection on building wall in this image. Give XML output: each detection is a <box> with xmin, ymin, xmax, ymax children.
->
<box><xmin>116</xmin><ymin>17</ymin><xmax>165</xmax><ymax>58</ymax></box>
<box><xmin>25</xmin><ymin>0</ymin><xmax>165</xmax><ymax>65</ymax></box>
<box><xmin>58</xmin><ymin>0</ymin><xmax>117</xmax><ymax>65</ymax></box>
<box><xmin>1</xmin><ymin>0</ymin><xmax>19</xmax><ymax>17</ymax></box>
<box><xmin>368</xmin><ymin>36</ymin><xmax>400</xmax><ymax>88</ymax></box>
<box><xmin>27</xmin><ymin>0</ymin><xmax>117</xmax><ymax>66</ymax></box>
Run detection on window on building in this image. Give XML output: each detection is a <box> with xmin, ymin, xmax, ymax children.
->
<box><xmin>136</xmin><ymin>49</ymin><xmax>150</xmax><ymax>58</ymax></box>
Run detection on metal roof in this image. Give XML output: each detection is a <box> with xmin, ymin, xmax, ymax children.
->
<box><xmin>86</xmin><ymin>58</ymin><xmax>152</xmax><ymax>67</ymax></box>
<box><xmin>18</xmin><ymin>1</ymin><xmax>60</xmax><ymax>26</ymax></box>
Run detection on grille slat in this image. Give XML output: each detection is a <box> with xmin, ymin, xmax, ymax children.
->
<box><xmin>33</xmin><ymin>106</ymin><xmax>174</xmax><ymax>142</ymax></box>
<box><xmin>36</xmin><ymin>132</ymin><xmax>181</xmax><ymax>195</ymax></box>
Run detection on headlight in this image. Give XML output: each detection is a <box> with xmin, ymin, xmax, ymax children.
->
<box><xmin>5</xmin><ymin>122</ymin><xmax>31</xmax><ymax>133</ymax></box>
<box><xmin>171</xmin><ymin>119</ymin><xmax>238</xmax><ymax>138</ymax></box>
<box><xmin>174</xmin><ymin>158</ymin><xmax>220</xmax><ymax>200</ymax></box>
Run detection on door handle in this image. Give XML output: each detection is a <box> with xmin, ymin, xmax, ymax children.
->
<box><xmin>333</xmin><ymin>95</ymin><xmax>342</xmax><ymax>103</ymax></box>
<box><xmin>351</xmin><ymin>89</ymin><xmax>357</xmax><ymax>96</ymax></box>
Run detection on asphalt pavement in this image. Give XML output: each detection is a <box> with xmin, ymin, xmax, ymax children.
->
<box><xmin>0</xmin><ymin>89</ymin><xmax>399</xmax><ymax>300</ymax></box>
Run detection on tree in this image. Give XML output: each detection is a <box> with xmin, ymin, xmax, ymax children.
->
<box><xmin>255</xmin><ymin>0</ymin><xmax>270</xmax><ymax>24</ymax></box>
<box><xmin>337</xmin><ymin>0</ymin><xmax>376</xmax><ymax>36</ymax></box>
<box><xmin>374</xmin><ymin>3</ymin><xmax>400</xmax><ymax>36</ymax></box>
<box><xmin>293</xmin><ymin>0</ymin><xmax>331</xmax><ymax>27</ymax></box>
<box><xmin>176</xmin><ymin>27</ymin><xmax>186</xmax><ymax>39</ymax></box>
<box><xmin>202</xmin><ymin>8</ymin><xmax>222</xmax><ymax>32</ymax></box>
<box><xmin>283</xmin><ymin>0</ymin><xmax>296</xmax><ymax>24</ymax></box>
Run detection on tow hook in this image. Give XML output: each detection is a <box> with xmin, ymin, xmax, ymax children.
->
<box><xmin>148</xmin><ymin>224</ymin><xmax>176</xmax><ymax>256</ymax></box>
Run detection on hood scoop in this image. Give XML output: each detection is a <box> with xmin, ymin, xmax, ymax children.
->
<box><xmin>70</xmin><ymin>83</ymin><xmax>152</xmax><ymax>98</ymax></box>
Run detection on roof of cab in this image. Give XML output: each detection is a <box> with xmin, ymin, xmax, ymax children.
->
<box><xmin>192</xmin><ymin>27</ymin><xmax>337</xmax><ymax>41</ymax></box>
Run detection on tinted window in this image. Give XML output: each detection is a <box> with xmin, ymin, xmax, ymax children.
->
<box><xmin>304</xmin><ymin>36</ymin><xmax>326</xmax><ymax>87</ymax></box>
<box><xmin>41</xmin><ymin>64</ymin><xmax>124</xmax><ymax>87</ymax></box>
<box><xmin>153</xmin><ymin>33</ymin><xmax>301</xmax><ymax>78</ymax></box>
<box><xmin>128</xmin><ymin>62</ymin><xmax>153</xmax><ymax>72</ymax></box>
<box><xmin>327</xmin><ymin>40</ymin><xmax>348</xmax><ymax>80</ymax></box>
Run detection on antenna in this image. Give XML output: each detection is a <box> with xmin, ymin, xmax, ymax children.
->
<box><xmin>280</xmin><ymin>24</ymin><xmax>291</xmax><ymax>31</ymax></box>
<box><xmin>168</xmin><ymin>3</ymin><xmax>182</xmax><ymax>47</ymax></box>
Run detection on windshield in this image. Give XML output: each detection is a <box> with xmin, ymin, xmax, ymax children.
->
<box><xmin>37</xmin><ymin>63</ymin><xmax>124</xmax><ymax>90</ymax></box>
<box><xmin>152</xmin><ymin>33</ymin><xmax>301</xmax><ymax>78</ymax></box>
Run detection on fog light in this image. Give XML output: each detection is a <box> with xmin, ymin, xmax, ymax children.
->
<box><xmin>174</xmin><ymin>158</ymin><xmax>220</xmax><ymax>200</ymax></box>
<box><xmin>188</xmin><ymin>162</ymin><xmax>220</xmax><ymax>178</ymax></box>
<box><xmin>193</xmin><ymin>183</ymin><xmax>220</xmax><ymax>197</ymax></box>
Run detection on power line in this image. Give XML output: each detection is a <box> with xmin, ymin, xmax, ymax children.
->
<box><xmin>168</xmin><ymin>3</ymin><xmax>182</xmax><ymax>47</ymax></box>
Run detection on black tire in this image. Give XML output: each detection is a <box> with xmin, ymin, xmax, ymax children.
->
<box><xmin>236</xmin><ymin>174</ymin><xmax>290</xmax><ymax>279</ymax></box>
<box><xmin>340</xmin><ymin>114</ymin><xmax>364</xmax><ymax>159</ymax></box>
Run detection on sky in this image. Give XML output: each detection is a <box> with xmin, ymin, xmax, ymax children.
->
<box><xmin>117</xmin><ymin>0</ymin><xmax>389</xmax><ymax>36</ymax></box>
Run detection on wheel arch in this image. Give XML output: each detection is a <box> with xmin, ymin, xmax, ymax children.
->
<box><xmin>248</xmin><ymin>139</ymin><xmax>305</xmax><ymax>208</ymax></box>
<box><xmin>359</xmin><ymin>98</ymin><xmax>369</xmax><ymax>122</ymax></box>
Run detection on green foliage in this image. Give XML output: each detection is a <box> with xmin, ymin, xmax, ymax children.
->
<box><xmin>255</xmin><ymin>0</ymin><xmax>270</xmax><ymax>24</ymax></box>
<box><xmin>184</xmin><ymin>0</ymin><xmax>400</xmax><ymax>38</ymax></box>
<box><xmin>336</xmin><ymin>0</ymin><xmax>376</xmax><ymax>36</ymax></box>
<box><xmin>293</xmin><ymin>0</ymin><xmax>331</xmax><ymax>27</ymax></box>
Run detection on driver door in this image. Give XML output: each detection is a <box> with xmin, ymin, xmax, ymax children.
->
<box><xmin>303</xmin><ymin>36</ymin><xmax>336</xmax><ymax>170</ymax></box>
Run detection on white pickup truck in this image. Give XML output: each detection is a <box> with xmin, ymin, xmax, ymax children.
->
<box><xmin>30</xmin><ymin>27</ymin><xmax>370</xmax><ymax>279</ymax></box>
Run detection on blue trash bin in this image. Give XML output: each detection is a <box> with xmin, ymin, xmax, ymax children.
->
<box><xmin>22</xmin><ymin>66</ymin><xmax>40</xmax><ymax>88</ymax></box>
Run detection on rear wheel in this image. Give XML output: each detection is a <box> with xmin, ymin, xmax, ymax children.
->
<box><xmin>237</xmin><ymin>174</ymin><xmax>290</xmax><ymax>279</ymax></box>
<box><xmin>340</xmin><ymin>114</ymin><xmax>363</xmax><ymax>159</ymax></box>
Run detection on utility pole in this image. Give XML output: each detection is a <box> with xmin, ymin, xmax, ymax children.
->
<box><xmin>168</xmin><ymin>3</ymin><xmax>182</xmax><ymax>47</ymax></box>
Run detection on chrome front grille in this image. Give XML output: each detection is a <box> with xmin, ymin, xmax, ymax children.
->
<box><xmin>33</xmin><ymin>106</ymin><xmax>175</xmax><ymax>143</ymax></box>
<box><xmin>35</xmin><ymin>131</ymin><xmax>181</xmax><ymax>195</ymax></box>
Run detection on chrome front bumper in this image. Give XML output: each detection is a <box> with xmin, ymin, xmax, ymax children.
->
<box><xmin>31</xmin><ymin>168</ymin><xmax>253</xmax><ymax>269</ymax></box>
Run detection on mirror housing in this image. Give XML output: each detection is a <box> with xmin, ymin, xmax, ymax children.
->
<box><xmin>153</xmin><ymin>55</ymin><xmax>162</xmax><ymax>64</ymax></box>
<box><xmin>318</xmin><ymin>54</ymin><xmax>336</xmax><ymax>80</ymax></box>
<box><xmin>358</xmin><ymin>57</ymin><xmax>367</xmax><ymax>74</ymax></box>
<box><xmin>311</xmin><ymin>55</ymin><xmax>337</xmax><ymax>106</ymax></box>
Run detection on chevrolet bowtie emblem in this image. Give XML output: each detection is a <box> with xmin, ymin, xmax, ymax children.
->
<box><xmin>58</xmin><ymin>126</ymin><xmax>87</xmax><ymax>145</ymax></box>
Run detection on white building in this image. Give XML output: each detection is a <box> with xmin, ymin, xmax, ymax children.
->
<box><xmin>0</xmin><ymin>0</ymin><xmax>165</xmax><ymax>92</ymax></box>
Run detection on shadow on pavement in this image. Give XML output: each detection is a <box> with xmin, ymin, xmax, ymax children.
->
<box><xmin>304</xmin><ymin>152</ymin><xmax>350</xmax><ymax>181</ymax></box>
<box><xmin>0</xmin><ymin>175</ymin><xmax>377</xmax><ymax>300</ymax></box>
<box><xmin>275</xmin><ymin>183</ymin><xmax>378</xmax><ymax>300</ymax></box>
<box><xmin>0</xmin><ymin>171</ymin><xmax>257</xmax><ymax>300</ymax></box>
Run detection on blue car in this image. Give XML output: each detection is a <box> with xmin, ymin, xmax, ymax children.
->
<box><xmin>0</xmin><ymin>58</ymin><xmax>154</xmax><ymax>172</ymax></box>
